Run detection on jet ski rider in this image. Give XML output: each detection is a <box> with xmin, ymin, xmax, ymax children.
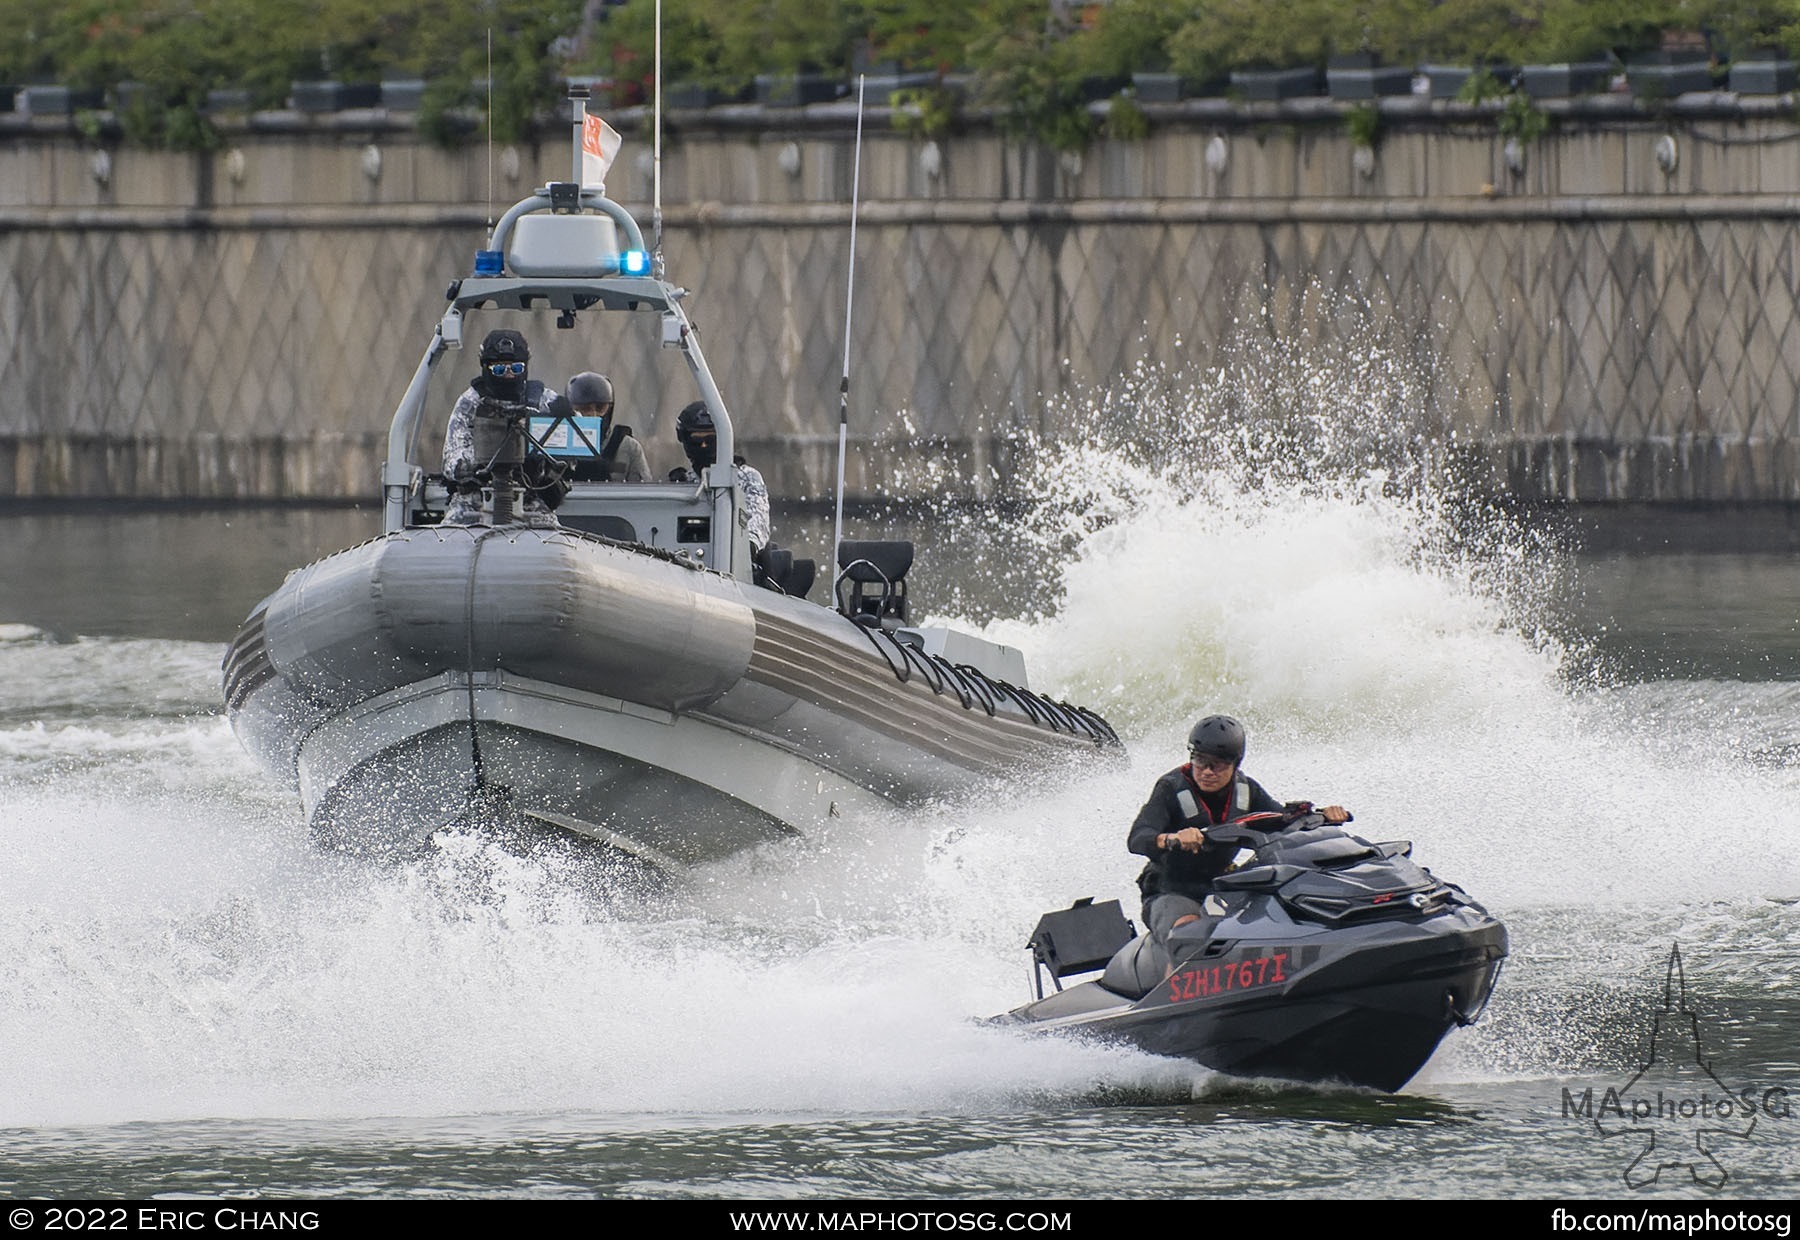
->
<box><xmin>1129</xmin><ymin>715</ymin><xmax>1350</xmax><ymax>944</ymax></box>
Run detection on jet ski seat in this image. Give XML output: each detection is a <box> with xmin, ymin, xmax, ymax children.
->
<box><xmin>1099</xmin><ymin>934</ymin><xmax>1169</xmax><ymax>1000</ymax></box>
<box><xmin>1098</xmin><ymin>914</ymin><xmax>1224</xmax><ymax>999</ymax></box>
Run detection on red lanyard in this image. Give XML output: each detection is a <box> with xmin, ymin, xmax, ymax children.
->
<box><xmin>1185</xmin><ymin>768</ymin><xmax>1230</xmax><ymax>824</ymax></box>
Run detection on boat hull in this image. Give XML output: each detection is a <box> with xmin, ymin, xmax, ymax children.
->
<box><xmin>224</xmin><ymin>525</ymin><xmax>1115</xmax><ymax>862</ymax></box>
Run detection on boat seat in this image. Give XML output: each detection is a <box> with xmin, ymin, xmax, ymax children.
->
<box><xmin>835</xmin><ymin>539</ymin><xmax>913</xmax><ymax>626</ymax></box>
<box><xmin>754</xmin><ymin>545</ymin><xmax>816</xmax><ymax>599</ymax></box>
<box><xmin>785</xmin><ymin>557</ymin><xmax>816</xmax><ymax>599</ymax></box>
<box><xmin>756</xmin><ymin>545</ymin><xmax>791</xmax><ymax>589</ymax></box>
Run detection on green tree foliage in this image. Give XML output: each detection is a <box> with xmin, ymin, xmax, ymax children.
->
<box><xmin>579</xmin><ymin>0</ymin><xmax>725</xmax><ymax>97</ymax></box>
<box><xmin>7</xmin><ymin>0</ymin><xmax>1800</xmax><ymax>152</ymax></box>
<box><xmin>963</xmin><ymin>0</ymin><xmax>1096</xmax><ymax>150</ymax></box>
<box><xmin>863</xmin><ymin>0</ymin><xmax>986</xmax><ymax>72</ymax></box>
<box><xmin>1079</xmin><ymin>0</ymin><xmax>1192</xmax><ymax>76</ymax></box>
<box><xmin>1167</xmin><ymin>0</ymin><xmax>1432</xmax><ymax>78</ymax></box>
<box><xmin>1406</xmin><ymin>0</ymin><xmax>1540</xmax><ymax>65</ymax></box>
<box><xmin>405</xmin><ymin>0</ymin><xmax>584</xmax><ymax>144</ymax></box>
<box><xmin>0</xmin><ymin>0</ymin><xmax>581</xmax><ymax>148</ymax></box>
<box><xmin>589</xmin><ymin>0</ymin><xmax>861</xmax><ymax>95</ymax></box>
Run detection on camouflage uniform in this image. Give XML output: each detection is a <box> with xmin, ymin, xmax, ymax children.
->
<box><xmin>441</xmin><ymin>382</ymin><xmax>554</xmax><ymax>525</ymax></box>
<box><xmin>670</xmin><ymin>460</ymin><xmax>771</xmax><ymax>550</ymax></box>
<box><xmin>738</xmin><ymin>462</ymin><xmax>771</xmax><ymax>551</ymax></box>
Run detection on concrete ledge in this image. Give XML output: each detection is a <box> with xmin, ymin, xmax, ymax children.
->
<box><xmin>6</xmin><ymin>433</ymin><xmax>1795</xmax><ymax>506</ymax></box>
<box><xmin>0</xmin><ymin>435</ymin><xmax>385</xmax><ymax>501</ymax></box>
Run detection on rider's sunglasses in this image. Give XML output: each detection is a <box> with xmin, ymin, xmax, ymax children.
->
<box><xmin>486</xmin><ymin>361</ymin><xmax>526</xmax><ymax>378</ymax></box>
<box><xmin>1188</xmin><ymin>753</ymin><xmax>1235</xmax><ymax>774</ymax></box>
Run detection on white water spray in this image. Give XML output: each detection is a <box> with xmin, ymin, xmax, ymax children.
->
<box><xmin>3</xmin><ymin>329</ymin><xmax>1796</xmax><ymax>1124</ymax></box>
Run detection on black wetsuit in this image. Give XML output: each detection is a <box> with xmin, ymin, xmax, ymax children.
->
<box><xmin>1127</xmin><ymin>765</ymin><xmax>1282</xmax><ymax>939</ymax></box>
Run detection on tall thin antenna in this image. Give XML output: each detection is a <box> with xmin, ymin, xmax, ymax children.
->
<box><xmin>653</xmin><ymin>0</ymin><xmax>664</xmax><ymax>268</ymax></box>
<box><xmin>571</xmin><ymin>84</ymin><xmax>585</xmax><ymax>183</ymax></box>
<box><xmin>485</xmin><ymin>29</ymin><xmax>495</xmax><ymax>228</ymax></box>
<box><xmin>830</xmin><ymin>75</ymin><xmax>867</xmax><ymax>581</ymax></box>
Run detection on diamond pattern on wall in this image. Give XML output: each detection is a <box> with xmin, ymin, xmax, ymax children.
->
<box><xmin>3</xmin><ymin>208</ymin><xmax>1798</xmax><ymax>500</ymax></box>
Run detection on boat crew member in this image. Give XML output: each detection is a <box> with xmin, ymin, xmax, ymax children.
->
<box><xmin>441</xmin><ymin>330</ymin><xmax>558</xmax><ymax>525</ymax></box>
<box><xmin>1129</xmin><ymin>715</ymin><xmax>1350</xmax><ymax>944</ymax></box>
<box><xmin>562</xmin><ymin>371</ymin><xmax>651</xmax><ymax>482</ymax></box>
<box><xmin>667</xmin><ymin>400</ymin><xmax>771</xmax><ymax>551</ymax></box>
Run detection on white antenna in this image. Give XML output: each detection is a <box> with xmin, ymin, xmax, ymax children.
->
<box><xmin>653</xmin><ymin>0</ymin><xmax>664</xmax><ymax>268</ymax></box>
<box><xmin>485</xmin><ymin>29</ymin><xmax>495</xmax><ymax>228</ymax></box>
<box><xmin>830</xmin><ymin>75</ymin><xmax>867</xmax><ymax>580</ymax></box>
<box><xmin>571</xmin><ymin>84</ymin><xmax>585</xmax><ymax>183</ymax></box>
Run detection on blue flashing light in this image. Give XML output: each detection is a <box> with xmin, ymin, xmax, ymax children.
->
<box><xmin>618</xmin><ymin>250</ymin><xmax>652</xmax><ymax>277</ymax></box>
<box><xmin>473</xmin><ymin>250</ymin><xmax>505</xmax><ymax>276</ymax></box>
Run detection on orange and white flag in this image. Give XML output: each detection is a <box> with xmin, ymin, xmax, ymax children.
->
<box><xmin>582</xmin><ymin>113</ymin><xmax>622</xmax><ymax>191</ymax></box>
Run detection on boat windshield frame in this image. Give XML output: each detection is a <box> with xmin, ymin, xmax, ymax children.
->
<box><xmin>380</xmin><ymin>185</ymin><xmax>740</xmax><ymax>573</ymax></box>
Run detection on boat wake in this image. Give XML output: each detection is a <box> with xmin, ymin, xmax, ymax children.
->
<box><xmin>4</xmin><ymin>347</ymin><xmax>1797</xmax><ymax>1124</ymax></box>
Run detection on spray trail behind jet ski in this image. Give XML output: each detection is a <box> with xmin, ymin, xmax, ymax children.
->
<box><xmin>896</xmin><ymin>342</ymin><xmax>1800</xmax><ymax>915</ymax></box>
<box><xmin>4</xmin><ymin>331</ymin><xmax>1797</xmax><ymax>1125</ymax></box>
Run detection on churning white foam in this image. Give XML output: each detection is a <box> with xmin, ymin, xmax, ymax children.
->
<box><xmin>4</xmin><ymin>340</ymin><xmax>1796</xmax><ymax>1125</ymax></box>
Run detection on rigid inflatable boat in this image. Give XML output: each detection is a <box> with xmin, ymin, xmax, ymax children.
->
<box><xmin>223</xmin><ymin>175</ymin><xmax>1119</xmax><ymax>866</ymax></box>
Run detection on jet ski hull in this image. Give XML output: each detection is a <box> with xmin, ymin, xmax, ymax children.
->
<box><xmin>996</xmin><ymin>823</ymin><xmax>1508</xmax><ymax>1092</ymax></box>
<box><xmin>1001</xmin><ymin>914</ymin><xmax>1505</xmax><ymax>1092</ymax></box>
<box><xmin>1135</xmin><ymin>917</ymin><xmax>1502</xmax><ymax>1090</ymax></box>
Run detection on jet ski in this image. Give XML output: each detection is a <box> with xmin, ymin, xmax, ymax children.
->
<box><xmin>990</xmin><ymin>813</ymin><xmax>1507</xmax><ymax>1092</ymax></box>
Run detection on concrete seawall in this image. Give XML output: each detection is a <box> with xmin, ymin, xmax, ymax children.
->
<box><xmin>4</xmin><ymin>94</ymin><xmax>1799</xmax><ymax>503</ymax></box>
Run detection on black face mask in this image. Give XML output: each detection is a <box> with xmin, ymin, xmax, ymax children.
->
<box><xmin>684</xmin><ymin>432</ymin><xmax>717</xmax><ymax>471</ymax></box>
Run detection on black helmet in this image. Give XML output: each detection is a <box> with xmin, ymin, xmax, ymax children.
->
<box><xmin>1187</xmin><ymin>715</ymin><xmax>1246</xmax><ymax>765</ymax></box>
<box><xmin>676</xmin><ymin>400</ymin><xmax>717</xmax><ymax>469</ymax></box>
<box><xmin>479</xmin><ymin>329</ymin><xmax>530</xmax><ymax>365</ymax></box>
<box><xmin>566</xmin><ymin>372</ymin><xmax>613</xmax><ymax>409</ymax></box>
<box><xmin>675</xmin><ymin>400</ymin><xmax>715</xmax><ymax>439</ymax></box>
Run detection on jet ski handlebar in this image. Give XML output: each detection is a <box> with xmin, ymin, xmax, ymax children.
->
<box><xmin>1204</xmin><ymin>808</ymin><xmax>1352</xmax><ymax>850</ymax></box>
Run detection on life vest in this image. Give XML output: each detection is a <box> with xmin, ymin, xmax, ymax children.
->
<box><xmin>599</xmin><ymin>422</ymin><xmax>631</xmax><ymax>479</ymax></box>
<box><xmin>1173</xmin><ymin>774</ymin><xmax>1251</xmax><ymax>826</ymax></box>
